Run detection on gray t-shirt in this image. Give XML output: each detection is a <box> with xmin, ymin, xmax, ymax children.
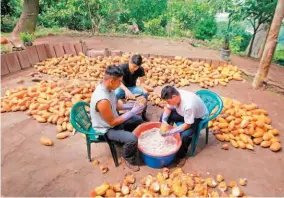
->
<box><xmin>90</xmin><ymin>83</ymin><xmax>118</xmax><ymax>133</ymax></box>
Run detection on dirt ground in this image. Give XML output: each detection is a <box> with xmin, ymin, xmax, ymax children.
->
<box><xmin>1</xmin><ymin>36</ymin><xmax>284</xmax><ymax>197</ymax></box>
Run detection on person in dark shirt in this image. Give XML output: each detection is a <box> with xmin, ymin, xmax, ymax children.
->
<box><xmin>115</xmin><ymin>54</ymin><xmax>148</xmax><ymax>100</ymax></box>
<box><xmin>115</xmin><ymin>54</ymin><xmax>149</xmax><ymax>120</ymax></box>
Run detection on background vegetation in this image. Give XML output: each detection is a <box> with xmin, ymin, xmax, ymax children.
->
<box><xmin>1</xmin><ymin>0</ymin><xmax>283</xmax><ymax>65</ymax></box>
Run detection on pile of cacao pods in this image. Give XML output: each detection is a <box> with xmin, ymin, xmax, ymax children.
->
<box><xmin>90</xmin><ymin>168</ymin><xmax>250</xmax><ymax>197</ymax></box>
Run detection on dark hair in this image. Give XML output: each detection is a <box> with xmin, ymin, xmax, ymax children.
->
<box><xmin>104</xmin><ymin>65</ymin><xmax>123</xmax><ymax>79</ymax></box>
<box><xmin>131</xmin><ymin>54</ymin><xmax>142</xmax><ymax>66</ymax></box>
<box><xmin>161</xmin><ymin>86</ymin><xmax>179</xmax><ymax>99</ymax></box>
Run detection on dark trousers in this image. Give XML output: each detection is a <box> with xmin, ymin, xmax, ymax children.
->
<box><xmin>106</xmin><ymin>115</ymin><xmax>143</xmax><ymax>164</ymax></box>
<box><xmin>160</xmin><ymin>109</ymin><xmax>202</xmax><ymax>159</ymax></box>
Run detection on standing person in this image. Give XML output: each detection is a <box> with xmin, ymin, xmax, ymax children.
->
<box><xmin>90</xmin><ymin>65</ymin><xmax>145</xmax><ymax>172</ymax></box>
<box><xmin>159</xmin><ymin>86</ymin><xmax>208</xmax><ymax>167</ymax></box>
<box><xmin>115</xmin><ymin>54</ymin><xmax>148</xmax><ymax>120</ymax></box>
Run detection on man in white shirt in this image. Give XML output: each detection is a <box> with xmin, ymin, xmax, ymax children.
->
<box><xmin>160</xmin><ymin>86</ymin><xmax>208</xmax><ymax>167</ymax></box>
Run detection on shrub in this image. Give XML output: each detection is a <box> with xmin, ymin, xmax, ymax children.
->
<box><xmin>193</xmin><ymin>17</ymin><xmax>217</xmax><ymax>40</ymax></box>
<box><xmin>0</xmin><ymin>16</ymin><xmax>17</xmax><ymax>32</ymax></box>
<box><xmin>19</xmin><ymin>32</ymin><xmax>36</xmax><ymax>43</ymax></box>
<box><xmin>215</xmin><ymin>22</ymin><xmax>252</xmax><ymax>52</ymax></box>
<box><xmin>116</xmin><ymin>24</ymin><xmax>129</xmax><ymax>33</ymax></box>
<box><xmin>144</xmin><ymin>18</ymin><xmax>166</xmax><ymax>36</ymax></box>
<box><xmin>230</xmin><ymin>36</ymin><xmax>243</xmax><ymax>53</ymax></box>
<box><xmin>273</xmin><ymin>44</ymin><xmax>284</xmax><ymax>66</ymax></box>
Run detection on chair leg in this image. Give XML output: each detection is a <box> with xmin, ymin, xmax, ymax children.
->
<box><xmin>109</xmin><ymin>142</ymin><xmax>119</xmax><ymax>167</ymax></box>
<box><xmin>86</xmin><ymin>139</ymin><xmax>91</xmax><ymax>162</ymax></box>
<box><xmin>190</xmin><ymin>134</ymin><xmax>197</xmax><ymax>157</ymax></box>
<box><xmin>205</xmin><ymin>127</ymin><xmax>209</xmax><ymax>144</ymax></box>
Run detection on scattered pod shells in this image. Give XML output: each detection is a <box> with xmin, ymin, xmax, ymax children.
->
<box><xmin>93</xmin><ymin>159</ymin><xmax>100</xmax><ymax>166</ymax></box>
<box><xmin>121</xmin><ymin>185</ymin><xmax>130</xmax><ymax>195</ymax></box>
<box><xmin>125</xmin><ymin>174</ymin><xmax>136</xmax><ymax>184</ymax></box>
<box><xmin>239</xmin><ymin>178</ymin><xmax>247</xmax><ymax>186</ymax></box>
<box><xmin>232</xmin><ymin>186</ymin><xmax>244</xmax><ymax>197</ymax></box>
<box><xmin>206</xmin><ymin>177</ymin><xmax>218</xmax><ymax>188</ymax></box>
<box><xmin>222</xmin><ymin>144</ymin><xmax>229</xmax><ymax>150</ymax></box>
<box><xmin>100</xmin><ymin>165</ymin><xmax>109</xmax><ymax>174</ymax></box>
<box><xmin>216</xmin><ymin>174</ymin><xmax>224</xmax><ymax>182</ymax></box>
<box><xmin>218</xmin><ymin>181</ymin><xmax>227</xmax><ymax>192</ymax></box>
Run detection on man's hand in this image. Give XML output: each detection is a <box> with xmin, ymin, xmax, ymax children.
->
<box><xmin>162</xmin><ymin>123</ymin><xmax>191</xmax><ymax>136</ymax></box>
<box><xmin>121</xmin><ymin>103</ymin><xmax>145</xmax><ymax>121</ymax></box>
<box><xmin>159</xmin><ymin>130</ymin><xmax>171</xmax><ymax>136</ymax></box>
<box><xmin>125</xmin><ymin>89</ymin><xmax>135</xmax><ymax>99</ymax></box>
<box><xmin>130</xmin><ymin>104</ymin><xmax>145</xmax><ymax>115</ymax></box>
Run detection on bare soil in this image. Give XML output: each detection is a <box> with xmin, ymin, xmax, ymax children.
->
<box><xmin>1</xmin><ymin>36</ymin><xmax>284</xmax><ymax>197</ymax></box>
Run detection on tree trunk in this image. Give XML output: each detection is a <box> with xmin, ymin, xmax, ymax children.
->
<box><xmin>247</xmin><ymin>30</ymin><xmax>256</xmax><ymax>57</ymax></box>
<box><xmin>11</xmin><ymin>0</ymin><xmax>39</xmax><ymax>37</ymax></box>
<box><xmin>85</xmin><ymin>0</ymin><xmax>95</xmax><ymax>35</ymax></box>
<box><xmin>252</xmin><ymin>0</ymin><xmax>284</xmax><ymax>89</ymax></box>
<box><xmin>257</xmin><ymin>23</ymin><xmax>270</xmax><ymax>58</ymax></box>
<box><xmin>167</xmin><ymin>0</ymin><xmax>172</xmax><ymax>37</ymax></box>
<box><xmin>246</xmin><ymin>23</ymin><xmax>270</xmax><ymax>58</ymax></box>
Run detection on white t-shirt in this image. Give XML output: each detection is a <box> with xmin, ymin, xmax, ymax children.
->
<box><xmin>169</xmin><ymin>90</ymin><xmax>209</xmax><ymax>124</ymax></box>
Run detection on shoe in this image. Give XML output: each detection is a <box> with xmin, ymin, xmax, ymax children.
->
<box><xmin>176</xmin><ymin>157</ymin><xmax>187</xmax><ymax>167</ymax></box>
<box><xmin>122</xmin><ymin>158</ymin><xmax>140</xmax><ymax>172</ymax></box>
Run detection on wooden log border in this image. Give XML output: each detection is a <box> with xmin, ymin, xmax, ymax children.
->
<box><xmin>1</xmin><ymin>42</ymin><xmax>87</xmax><ymax>76</ymax></box>
<box><xmin>1</xmin><ymin>44</ymin><xmax>229</xmax><ymax>76</ymax></box>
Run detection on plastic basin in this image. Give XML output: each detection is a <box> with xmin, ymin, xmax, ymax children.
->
<box><xmin>133</xmin><ymin>122</ymin><xmax>181</xmax><ymax>169</ymax></box>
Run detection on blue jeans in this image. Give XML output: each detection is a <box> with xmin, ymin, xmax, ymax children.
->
<box><xmin>159</xmin><ymin>109</ymin><xmax>202</xmax><ymax>159</ymax></box>
<box><xmin>106</xmin><ymin>115</ymin><xmax>143</xmax><ymax>165</ymax></box>
<box><xmin>115</xmin><ymin>86</ymin><xmax>148</xmax><ymax>100</ymax></box>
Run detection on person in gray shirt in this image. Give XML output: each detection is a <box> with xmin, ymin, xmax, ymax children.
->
<box><xmin>90</xmin><ymin>65</ymin><xmax>145</xmax><ymax>172</ymax></box>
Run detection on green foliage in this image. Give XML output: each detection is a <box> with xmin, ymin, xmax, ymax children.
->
<box><xmin>1</xmin><ymin>0</ymin><xmax>22</xmax><ymax>32</ymax></box>
<box><xmin>1</xmin><ymin>0</ymin><xmax>22</xmax><ymax>16</ymax></box>
<box><xmin>193</xmin><ymin>18</ymin><xmax>217</xmax><ymax>40</ymax></box>
<box><xmin>223</xmin><ymin>35</ymin><xmax>230</xmax><ymax>50</ymax></box>
<box><xmin>19</xmin><ymin>32</ymin><xmax>36</xmax><ymax>43</ymax></box>
<box><xmin>273</xmin><ymin>44</ymin><xmax>284</xmax><ymax>66</ymax></box>
<box><xmin>38</xmin><ymin>0</ymin><xmax>92</xmax><ymax>30</ymax></box>
<box><xmin>118</xmin><ymin>0</ymin><xmax>168</xmax><ymax>31</ymax></box>
<box><xmin>0</xmin><ymin>44</ymin><xmax>11</xmax><ymax>54</ymax></box>
<box><xmin>116</xmin><ymin>24</ymin><xmax>129</xmax><ymax>33</ymax></box>
<box><xmin>230</xmin><ymin>36</ymin><xmax>243</xmax><ymax>53</ymax></box>
<box><xmin>144</xmin><ymin>18</ymin><xmax>166</xmax><ymax>36</ymax></box>
<box><xmin>5</xmin><ymin>0</ymin><xmax>280</xmax><ymax>61</ymax></box>
<box><xmin>35</xmin><ymin>27</ymin><xmax>68</xmax><ymax>37</ymax></box>
<box><xmin>232</xmin><ymin>0</ymin><xmax>277</xmax><ymax>32</ymax></box>
<box><xmin>215</xmin><ymin>22</ymin><xmax>252</xmax><ymax>52</ymax></box>
<box><xmin>1</xmin><ymin>16</ymin><xmax>17</xmax><ymax>32</ymax></box>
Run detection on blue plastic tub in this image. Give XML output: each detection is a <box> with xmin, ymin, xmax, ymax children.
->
<box><xmin>133</xmin><ymin>122</ymin><xmax>181</xmax><ymax>169</ymax></box>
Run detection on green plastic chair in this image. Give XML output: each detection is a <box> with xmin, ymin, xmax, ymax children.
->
<box><xmin>190</xmin><ymin>90</ymin><xmax>223</xmax><ymax>157</ymax></box>
<box><xmin>70</xmin><ymin>101</ymin><xmax>119</xmax><ymax>167</ymax></box>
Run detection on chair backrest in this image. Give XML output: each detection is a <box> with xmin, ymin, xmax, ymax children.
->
<box><xmin>195</xmin><ymin>90</ymin><xmax>223</xmax><ymax>121</ymax></box>
<box><xmin>70</xmin><ymin>101</ymin><xmax>92</xmax><ymax>133</ymax></box>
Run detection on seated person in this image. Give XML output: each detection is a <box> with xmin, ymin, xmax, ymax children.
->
<box><xmin>90</xmin><ymin>65</ymin><xmax>145</xmax><ymax>172</ymax></box>
<box><xmin>159</xmin><ymin>86</ymin><xmax>208</xmax><ymax>167</ymax></box>
<box><xmin>115</xmin><ymin>54</ymin><xmax>148</xmax><ymax>120</ymax></box>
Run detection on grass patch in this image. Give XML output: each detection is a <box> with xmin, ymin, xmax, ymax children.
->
<box><xmin>1</xmin><ymin>32</ymin><xmax>10</xmax><ymax>37</ymax></box>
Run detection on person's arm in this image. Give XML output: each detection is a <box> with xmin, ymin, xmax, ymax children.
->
<box><xmin>117</xmin><ymin>99</ymin><xmax>135</xmax><ymax>111</ymax></box>
<box><xmin>97</xmin><ymin>100</ymin><xmax>125</xmax><ymax>127</ymax></box>
<box><xmin>161</xmin><ymin>123</ymin><xmax>191</xmax><ymax>136</ymax></box>
<box><xmin>120</xmin><ymin>83</ymin><xmax>135</xmax><ymax>99</ymax></box>
<box><xmin>161</xmin><ymin>107</ymin><xmax>194</xmax><ymax>136</ymax></box>
<box><xmin>161</xmin><ymin>106</ymin><xmax>172</xmax><ymax>123</ymax></box>
<box><xmin>97</xmin><ymin>99</ymin><xmax>145</xmax><ymax>127</ymax></box>
<box><xmin>139</xmin><ymin>77</ymin><xmax>148</xmax><ymax>94</ymax></box>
